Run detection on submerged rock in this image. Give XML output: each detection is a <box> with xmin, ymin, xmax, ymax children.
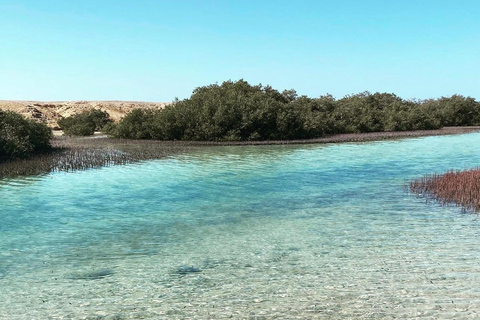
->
<box><xmin>176</xmin><ymin>265</ymin><xmax>201</xmax><ymax>275</ymax></box>
<box><xmin>68</xmin><ymin>268</ymin><xmax>115</xmax><ymax>280</ymax></box>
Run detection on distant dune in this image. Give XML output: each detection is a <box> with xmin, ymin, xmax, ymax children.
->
<box><xmin>0</xmin><ymin>100</ymin><xmax>168</xmax><ymax>129</ymax></box>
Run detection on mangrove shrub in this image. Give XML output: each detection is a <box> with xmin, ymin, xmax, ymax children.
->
<box><xmin>58</xmin><ymin>109</ymin><xmax>112</xmax><ymax>136</ymax></box>
<box><xmin>0</xmin><ymin>110</ymin><xmax>52</xmax><ymax>157</ymax></box>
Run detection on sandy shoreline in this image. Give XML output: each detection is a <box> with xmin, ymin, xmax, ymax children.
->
<box><xmin>61</xmin><ymin>126</ymin><xmax>479</xmax><ymax>146</ymax></box>
<box><xmin>190</xmin><ymin>126</ymin><xmax>480</xmax><ymax>145</ymax></box>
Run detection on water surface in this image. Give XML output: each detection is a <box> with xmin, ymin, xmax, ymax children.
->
<box><xmin>2</xmin><ymin>133</ymin><xmax>480</xmax><ymax>319</ymax></box>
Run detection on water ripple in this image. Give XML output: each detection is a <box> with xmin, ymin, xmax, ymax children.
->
<box><xmin>1</xmin><ymin>133</ymin><xmax>480</xmax><ymax>318</ymax></box>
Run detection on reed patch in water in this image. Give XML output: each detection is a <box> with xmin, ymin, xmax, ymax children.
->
<box><xmin>410</xmin><ymin>168</ymin><xmax>480</xmax><ymax>212</ymax></box>
<box><xmin>0</xmin><ymin>136</ymin><xmax>191</xmax><ymax>179</ymax></box>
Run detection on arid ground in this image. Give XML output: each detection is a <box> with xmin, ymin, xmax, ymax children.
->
<box><xmin>0</xmin><ymin>100</ymin><xmax>168</xmax><ymax>129</ymax></box>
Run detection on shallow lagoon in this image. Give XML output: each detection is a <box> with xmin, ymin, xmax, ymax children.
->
<box><xmin>2</xmin><ymin>133</ymin><xmax>480</xmax><ymax>319</ymax></box>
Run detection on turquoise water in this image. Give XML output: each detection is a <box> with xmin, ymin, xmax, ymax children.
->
<box><xmin>2</xmin><ymin>133</ymin><xmax>480</xmax><ymax>319</ymax></box>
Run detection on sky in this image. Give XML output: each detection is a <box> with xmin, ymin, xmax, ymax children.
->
<box><xmin>0</xmin><ymin>0</ymin><xmax>479</xmax><ymax>101</ymax></box>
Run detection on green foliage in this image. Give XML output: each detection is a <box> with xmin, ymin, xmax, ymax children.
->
<box><xmin>105</xmin><ymin>109</ymin><xmax>154</xmax><ymax>139</ymax></box>
<box><xmin>58</xmin><ymin>109</ymin><xmax>112</xmax><ymax>136</ymax></box>
<box><xmin>109</xmin><ymin>80</ymin><xmax>480</xmax><ymax>141</ymax></box>
<box><xmin>436</xmin><ymin>95</ymin><xmax>480</xmax><ymax>126</ymax></box>
<box><xmin>0</xmin><ymin>110</ymin><xmax>52</xmax><ymax>158</ymax></box>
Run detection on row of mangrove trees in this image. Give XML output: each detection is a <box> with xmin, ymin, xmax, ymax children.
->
<box><xmin>100</xmin><ymin>80</ymin><xmax>480</xmax><ymax>141</ymax></box>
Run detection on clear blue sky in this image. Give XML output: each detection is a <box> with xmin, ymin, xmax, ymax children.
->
<box><xmin>1</xmin><ymin>0</ymin><xmax>479</xmax><ymax>101</ymax></box>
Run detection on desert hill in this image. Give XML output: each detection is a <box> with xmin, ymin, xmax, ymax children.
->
<box><xmin>0</xmin><ymin>100</ymin><xmax>168</xmax><ymax>129</ymax></box>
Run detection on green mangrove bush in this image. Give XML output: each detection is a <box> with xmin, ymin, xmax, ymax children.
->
<box><xmin>58</xmin><ymin>109</ymin><xmax>112</xmax><ymax>136</ymax></box>
<box><xmin>107</xmin><ymin>80</ymin><xmax>480</xmax><ymax>141</ymax></box>
<box><xmin>0</xmin><ymin>110</ymin><xmax>52</xmax><ymax>158</ymax></box>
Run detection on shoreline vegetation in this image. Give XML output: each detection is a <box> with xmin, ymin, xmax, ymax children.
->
<box><xmin>1</xmin><ymin>126</ymin><xmax>479</xmax><ymax>179</ymax></box>
<box><xmin>3</xmin><ymin>79</ymin><xmax>480</xmax><ymax>212</ymax></box>
<box><xmin>0</xmin><ymin>136</ymin><xmax>190</xmax><ymax>179</ymax></box>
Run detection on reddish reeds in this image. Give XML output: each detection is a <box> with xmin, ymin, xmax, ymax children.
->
<box><xmin>0</xmin><ymin>137</ymin><xmax>191</xmax><ymax>179</ymax></box>
<box><xmin>410</xmin><ymin>168</ymin><xmax>480</xmax><ymax>212</ymax></box>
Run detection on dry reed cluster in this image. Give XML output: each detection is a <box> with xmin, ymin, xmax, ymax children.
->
<box><xmin>0</xmin><ymin>136</ymin><xmax>190</xmax><ymax>179</ymax></box>
<box><xmin>410</xmin><ymin>168</ymin><xmax>480</xmax><ymax>212</ymax></box>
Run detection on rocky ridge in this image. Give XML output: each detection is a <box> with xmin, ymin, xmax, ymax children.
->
<box><xmin>0</xmin><ymin>100</ymin><xmax>168</xmax><ymax>129</ymax></box>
